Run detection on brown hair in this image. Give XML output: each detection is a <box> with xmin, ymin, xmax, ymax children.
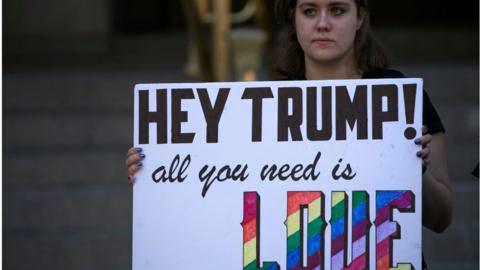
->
<box><xmin>273</xmin><ymin>0</ymin><xmax>390</xmax><ymax>79</ymax></box>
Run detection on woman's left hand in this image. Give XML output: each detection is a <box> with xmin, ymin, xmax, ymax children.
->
<box><xmin>415</xmin><ymin>125</ymin><xmax>433</xmax><ymax>168</ymax></box>
<box><xmin>417</xmin><ymin>126</ymin><xmax>452</xmax><ymax>233</ymax></box>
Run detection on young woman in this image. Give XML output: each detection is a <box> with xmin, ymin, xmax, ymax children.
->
<box><xmin>126</xmin><ymin>0</ymin><xmax>452</xmax><ymax>267</ymax></box>
<box><xmin>272</xmin><ymin>0</ymin><xmax>452</xmax><ymax>232</ymax></box>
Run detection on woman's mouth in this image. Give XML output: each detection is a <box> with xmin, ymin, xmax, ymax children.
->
<box><xmin>312</xmin><ymin>38</ymin><xmax>334</xmax><ymax>44</ymax></box>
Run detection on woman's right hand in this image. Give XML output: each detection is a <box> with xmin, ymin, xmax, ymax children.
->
<box><xmin>126</xmin><ymin>147</ymin><xmax>145</xmax><ymax>184</ymax></box>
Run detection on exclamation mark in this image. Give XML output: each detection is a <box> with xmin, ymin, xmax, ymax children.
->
<box><xmin>403</xmin><ymin>84</ymin><xmax>417</xmax><ymax>139</ymax></box>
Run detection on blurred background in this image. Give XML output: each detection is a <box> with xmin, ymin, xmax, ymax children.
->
<box><xmin>3</xmin><ymin>0</ymin><xmax>478</xmax><ymax>269</ymax></box>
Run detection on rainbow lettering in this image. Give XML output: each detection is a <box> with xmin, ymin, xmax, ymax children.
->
<box><xmin>242</xmin><ymin>192</ymin><xmax>280</xmax><ymax>270</ymax></box>
<box><xmin>241</xmin><ymin>190</ymin><xmax>416</xmax><ymax>269</ymax></box>
<box><xmin>330</xmin><ymin>192</ymin><xmax>347</xmax><ymax>270</ymax></box>
<box><xmin>375</xmin><ymin>191</ymin><xmax>415</xmax><ymax>270</ymax></box>
<box><xmin>350</xmin><ymin>191</ymin><xmax>371</xmax><ymax>269</ymax></box>
<box><xmin>330</xmin><ymin>191</ymin><xmax>371</xmax><ymax>270</ymax></box>
<box><xmin>286</xmin><ymin>191</ymin><xmax>325</xmax><ymax>270</ymax></box>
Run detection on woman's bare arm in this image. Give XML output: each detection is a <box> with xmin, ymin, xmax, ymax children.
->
<box><xmin>420</xmin><ymin>132</ymin><xmax>453</xmax><ymax>232</ymax></box>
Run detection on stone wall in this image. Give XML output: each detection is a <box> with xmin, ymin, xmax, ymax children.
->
<box><xmin>4</xmin><ymin>0</ymin><xmax>111</xmax><ymax>54</ymax></box>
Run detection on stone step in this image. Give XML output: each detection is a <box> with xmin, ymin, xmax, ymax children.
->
<box><xmin>445</xmin><ymin>142</ymin><xmax>479</xmax><ymax>183</ymax></box>
<box><xmin>427</xmin><ymin>262</ymin><xmax>479</xmax><ymax>270</ymax></box>
<box><xmin>397</xmin><ymin>64</ymin><xmax>479</xmax><ymax>104</ymax></box>
<box><xmin>423</xmin><ymin>182</ymin><xmax>479</xmax><ymax>263</ymax></box>
<box><xmin>4</xmin><ymin>112</ymin><xmax>132</xmax><ymax>149</ymax></box>
<box><xmin>4</xmin><ymin>187</ymin><xmax>131</xmax><ymax>231</ymax></box>
<box><xmin>4</xmin><ymin>230</ymin><xmax>131</xmax><ymax>270</ymax></box>
<box><xmin>3</xmin><ymin>69</ymin><xmax>195</xmax><ymax>112</ymax></box>
<box><xmin>4</xmin><ymin>150</ymin><xmax>129</xmax><ymax>189</ymax></box>
<box><xmin>451</xmin><ymin>182</ymin><xmax>479</xmax><ymax>223</ymax></box>
<box><xmin>424</xmin><ymin>222</ymin><xmax>479</xmax><ymax>262</ymax></box>
<box><xmin>440</xmin><ymin>104</ymin><xmax>478</xmax><ymax>140</ymax></box>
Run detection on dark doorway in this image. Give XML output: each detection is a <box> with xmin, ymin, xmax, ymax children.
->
<box><xmin>113</xmin><ymin>0</ymin><xmax>185</xmax><ymax>33</ymax></box>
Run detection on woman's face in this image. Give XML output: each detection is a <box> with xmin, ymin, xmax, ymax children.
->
<box><xmin>295</xmin><ymin>0</ymin><xmax>363</xmax><ymax>66</ymax></box>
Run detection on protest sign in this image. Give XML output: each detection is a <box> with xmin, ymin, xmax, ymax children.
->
<box><xmin>132</xmin><ymin>78</ymin><xmax>423</xmax><ymax>270</ymax></box>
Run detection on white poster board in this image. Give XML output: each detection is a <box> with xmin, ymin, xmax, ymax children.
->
<box><xmin>132</xmin><ymin>79</ymin><xmax>423</xmax><ymax>270</ymax></box>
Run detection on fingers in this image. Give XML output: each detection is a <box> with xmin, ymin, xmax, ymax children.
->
<box><xmin>415</xmin><ymin>127</ymin><xmax>431</xmax><ymax>172</ymax></box>
<box><xmin>125</xmin><ymin>152</ymin><xmax>144</xmax><ymax>167</ymax></box>
<box><xmin>127</xmin><ymin>162</ymin><xmax>142</xmax><ymax>184</ymax></box>
<box><xmin>128</xmin><ymin>175</ymin><xmax>135</xmax><ymax>185</ymax></box>
<box><xmin>416</xmin><ymin>146</ymin><xmax>431</xmax><ymax>171</ymax></box>
<box><xmin>416</xmin><ymin>147</ymin><xmax>430</xmax><ymax>159</ymax></box>
<box><xmin>127</xmin><ymin>147</ymin><xmax>137</xmax><ymax>156</ymax></box>
<box><xmin>414</xmin><ymin>133</ymin><xmax>432</xmax><ymax>147</ymax></box>
<box><xmin>127</xmin><ymin>147</ymin><xmax>142</xmax><ymax>157</ymax></box>
<box><xmin>127</xmin><ymin>160</ymin><xmax>143</xmax><ymax>175</ymax></box>
<box><xmin>126</xmin><ymin>147</ymin><xmax>145</xmax><ymax>184</ymax></box>
<box><xmin>422</xmin><ymin>125</ymin><xmax>428</xmax><ymax>135</ymax></box>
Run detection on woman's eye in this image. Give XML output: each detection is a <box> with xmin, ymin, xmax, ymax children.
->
<box><xmin>303</xmin><ymin>8</ymin><xmax>316</xmax><ymax>16</ymax></box>
<box><xmin>330</xmin><ymin>7</ymin><xmax>346</xmax><ymax>15</ymax></box>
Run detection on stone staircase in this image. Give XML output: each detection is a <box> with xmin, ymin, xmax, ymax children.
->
<box><xmin>3</xmin><ymin>39</ymin><xmax>478</xmax><ymax>269</ymax></box>
<box><xmin>3</xmin><ymin>67</ymin><xmax>194</xmax><ymax>269</ymax></box>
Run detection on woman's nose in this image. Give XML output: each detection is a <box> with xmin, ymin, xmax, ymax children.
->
<box><xmin>316</xmin><ymin>11</ymin><xmax>332</xmax><ymax>32</ymax></box>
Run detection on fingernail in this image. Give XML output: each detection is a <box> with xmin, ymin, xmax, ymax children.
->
<box><xmin>135</xmin><ymin>147</ymin><xmax>142</xmax><ymax>152</ymax></box>
<box><xmin>128</xmin><ymin>175</ymin><xmax>135</xmax><ymax>184</ymax></box>
<box><xmin>414</xmin><ymin>138</ymin><xmax>421</xmax><ymax>145</ymax></box>
<box><xmin>416</xmin><ymin>151</ymin><xmax>422</xmax><ymax>157</ymax></box>
<box><xmin>137</xmin><ymin>162</ymin><xmax>143</xmax><ymax>167</ymax></box>
<box><xmin>139</xmin><ymin>153</ymin><xmax>146</xmax><ymax>159</ymax></box>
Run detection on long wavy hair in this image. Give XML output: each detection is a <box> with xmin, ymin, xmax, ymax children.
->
<box><xmin>273</xmin><ymin>0</ymin><xmax>390</xmax><ymax>79</ymax></box>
